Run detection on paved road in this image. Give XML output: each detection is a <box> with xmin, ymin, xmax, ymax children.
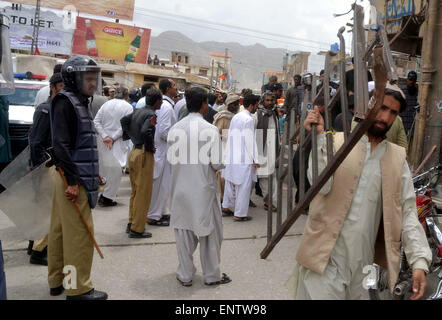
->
<box><xmin>0</xmin><ymin>175</ymin><xmax>305</xmax><ymax>300</ymax></box>
<box><xmin>1</xmin><ymin>175</ymin><xmax>440</xmax><ymax>300</ymax></box>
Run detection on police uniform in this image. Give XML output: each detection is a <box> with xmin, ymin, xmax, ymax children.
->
<box><xmin>47</xmin><ymin>56</ymin><xmax>107</xmax><ymax>300</ymax></box>
<box><xmin>28</xmin><ymin>97</ymin><xmax>52</xmax><ymax>264</ymax></box>
<box><xmin>120</xmin><ymin>105</ymin><xmax>157</xmax><ymax>237</ymax></box>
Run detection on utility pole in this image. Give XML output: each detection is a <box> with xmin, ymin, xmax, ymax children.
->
<box><xmin>412</xmin><ymin>0</ymin><xmax>439</xmax><ymax>169</ymax></box>
<box><xmin>30</xmin><ymin>0</ymin><xmax>41</xmax><ymax>55</ymax></box>
<box><xmin>215</xmin><ymin>62</ymin><xmax>220</xmax><ymax>91</ymax></box>
<box><xmin>416</xmin><ymin>0</ymin><xmax>441</xmax><ymax>170</ymax></box>
<box><xmin>231</xmin><ymin>80</ymin><xmax>239</xmax><ymax>92</ymax></box>
<box><xmin>223</xmin><ymin>48</ymin><xmax>228</xmax><ymax>90</ymax></box>
<box><xmin>210</xmin><ymin>59</ymin><xmax>214</xmax><ymax>92</ymax></box>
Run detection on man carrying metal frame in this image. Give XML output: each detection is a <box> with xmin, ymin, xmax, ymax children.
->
<box><xmin>286</xmin><ymin>85</ymin><xmax>432</xmax><ymax>300</ymax></box>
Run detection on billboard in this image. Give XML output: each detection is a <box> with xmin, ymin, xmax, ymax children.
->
<box><xmin>2</xmin><ymin>0</ymin><xmax>135</xmax><ymax>21</ymax></box>
<box><xmin>72</xmin><ymin>17</ymin><xmax>151</xmax><ymax>64</ymax></box>
<box><xmin>4</xmin><ymin>6</ymin><xmax>74</xmax><ymax>55</ymax></box>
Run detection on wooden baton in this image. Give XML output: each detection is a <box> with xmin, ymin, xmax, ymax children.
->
<box><xmin>57</xmin><ymin>168</ymin><xmax>104</xmax><ymax>259</ymax></box>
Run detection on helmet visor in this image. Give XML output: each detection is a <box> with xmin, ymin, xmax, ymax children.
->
<box><xmin>74</xmin><ymin>67</ymin><xmax>102</xmax><ymax>97</ymax></box>
<box><xmin>0</xmin><ymin>16</ymin><xmax>15</xmax><ymax>95</ymax></box>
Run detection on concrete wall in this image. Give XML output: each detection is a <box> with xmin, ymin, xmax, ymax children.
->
<box><xmin>422</xmin><ymin>0</ymin><xmax>442</xmax><ymax>169</ymax></box>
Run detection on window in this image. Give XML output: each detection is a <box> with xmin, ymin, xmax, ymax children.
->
<box><xmin>199</xmin><ymin>69</ymin><xmax>208</xmax><ymax>76</ymax></box>
<box><xmin>144</xmin><ymin>75</ymin><xmax>159</xmax><ymax>82</ymax></box>
<box><xmin>178</xmin><ymin>56</ymin><xmax>182</xmax><ymax>62</ymax></box>
<box><xmin>102</xmin><ymin>71</ymin><xmax>114</xmax><ymax>78</ymax></box>
<box><xmin>185</xmin><ymin>56</ymin><xmax>189</xmax><ymax>64</ymax></box>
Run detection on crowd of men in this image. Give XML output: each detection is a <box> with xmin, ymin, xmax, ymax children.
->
<box><xmin>0</xmin><ymin>52</ymin><xmax>427</xmax><ymax>300</ymax></box>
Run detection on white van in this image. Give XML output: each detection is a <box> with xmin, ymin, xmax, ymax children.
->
<box><xmin>8</xmin><ymin>78</ymin><xmax>49</xmax><ymax>158</ymax></box>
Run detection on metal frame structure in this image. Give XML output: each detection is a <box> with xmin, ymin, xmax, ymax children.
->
<box><xmin>261</xmin><ymin>4</ymin><xmax>398</xmax><ymax>259</ymax></box>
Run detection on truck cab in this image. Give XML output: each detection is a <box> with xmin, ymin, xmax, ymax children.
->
<box><xmin>8</xmin><ymin>74</ymin><xmax>48</xmax><ymax>159</ymax></box>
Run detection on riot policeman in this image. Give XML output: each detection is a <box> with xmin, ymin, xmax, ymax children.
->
<box><xmin>27</xmin><ymin>73</ymin><xmax>63</xmax><ymax>266</ymax></box>
<box><xmin>48</xmin><ymin>55</ymin><xmax>107</xmax><ymax>300</ymax></box>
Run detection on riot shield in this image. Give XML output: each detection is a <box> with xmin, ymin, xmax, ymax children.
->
<box><xmin>0</xmin><ymin>161</ymin><xmax>53</xmax><ymax>240</ymax></box>
<box><xmin>0</xmin><ymin>145</ymin><xmax>31</xmax><ymax>189</ymax></box>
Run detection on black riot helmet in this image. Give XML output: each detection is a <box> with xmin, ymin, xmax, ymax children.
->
<box><xmin>61</xmin><ymin>55</ymin><xmax>101</xmax><ymax>97</ymax></box>
<box><xmin>129</xmin><ymin>88</ymin><xmax>141</xmax><ymax>103</ymax></box>
<box><xmin>302</xmin><ymin>73</ymin><xmax>313</xmax><ymax>86</ymax></box>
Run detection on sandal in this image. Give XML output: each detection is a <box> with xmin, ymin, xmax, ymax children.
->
<box><xmin>249</xmin><ymin>200</ymin><xmax>257</xmax><ymax>208</ymax></box>
<box><xmin>222</xmin><ymin>209</ymin><xmax>234</xmax><ymax>217</ymax></box>
<box><xmin>177</xmin><ymin>277</ymin><xmax>192</xmax><ymax>287</ymax></box>
<box><xmin>233</xmin><ymin>216</ymin><xmax>253</xmax><ymax>222</ymax></box>
<box><xmin>147</xmin><ymin>219</ymin><xmax>170</xmax><ymax>227</ymax></box>
<box><xmin>264</xmin><ymin>203</ymin><xmax>277</xmax><ymax>212</ymax></box>
<box><xmin>161</xmin><ymin>215</ymin><xmax>171</xmax><ymax>221</ymax></box>
<box><xmin>205</xmin><ymin>273</ymin><xmax>232</xmax><ymax>286</ymax></box>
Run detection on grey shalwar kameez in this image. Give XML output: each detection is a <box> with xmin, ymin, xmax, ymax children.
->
<box><xmin>168</xmin><ymin>113</ymin><xmax>225</xmax><ymax>284</ymax></box>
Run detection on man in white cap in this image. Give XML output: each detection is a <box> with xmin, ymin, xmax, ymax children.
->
<box><xmin>222</xmin><ymin>94</ymin><xmax>260</xmax><ymax>221</ymax></box>
<box><xmin>352</xmin><ymin>83</ymin><xmax>408</xmax><ymax>151</ymax></box>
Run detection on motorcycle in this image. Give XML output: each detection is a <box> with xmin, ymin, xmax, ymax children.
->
<box><xmin>368</xmin><ymin>165</ymin><xmax>442</xmax><ymax>300</ymax></box>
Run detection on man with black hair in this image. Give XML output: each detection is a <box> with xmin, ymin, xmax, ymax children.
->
<box><xmin>135</xmin><ymin>83</ymin><xmax>156</xmax><ymax>109</ymax></box>
<box><xmin>262</xmin><ymin>75</ymin><xmax>278</xmax><ymax>94</ymax></box>
<box><xmin>223</xmin><ymin>94</ymin><xmax>260</xmax><ymax>221</ymax></box>
<box><xmin>34</xmin><ymin>64</ymin><xmax>63</xmax><ymax>108</ymax></box>
<box><xmin>208</xmin><ymin>93</ymin><xmax>217</xmax><ymax>108</ymax></box>
<box><xmin>253</xmin><ymin>91</ymin><xmax>280</xmax><ymax>212</ymax></box>
<box><xmin>351</xmin><ymin>84</ymin><xmax>408</xmax><ymax>151</ymax></box>
<box><xmin>292</xmin><ymin>95</ymin><xmax>326</xmax><ymax>205</ymax></box>
<box><xmin>293</xmin><ymin>75</ymin><xmax>303</xmax><ymax>114</ymax></box>
<box><xmin>283</xmin><ymin>75</ymin><xmax>300</xmax><ymax>120</ymax></box>
<box><xmin>271</xmin><ymin>83</ymin><xmax>284</xmax><ymax>100</ymax></box>
<box><xmin>345</xmin><ymin>57</ymin><xmax>373</xmax><ymax>96</ymax></box>
<box><xmin>94</xmin><ymin>86</ymin><xmax>134</xmax><ymax>207</ymax></box>
<box><xmin>334</xmin><ymin>95</ymin><xmax>355</xmax><ymax>132</ymax></box>
<box><xmin>147</xmin><ymin>79</ymin><xmax>177</xmax><ymax>226</ymax></box>
<box><xmin>204</xmin><ymin>92</ymin><xmax>218</xmax><ymax>124</ymax></box>
<box><xmin>27</xmin><ymin>72</ymin><xmax>64</xmax><ymax>266</ymax></box>
<box><xmin>212</xmin><ymin>92</ymin><xmax>225</xmax><ymax>111</ymax></box>
<box><xmin>168</xmin><ymin>87</ymin><xmax>231</xmax><ymax>287</ymax></box>
<box><xmin>399</xmin><ymin>71</ymin><xmax>419</xmax><ymax>135</ymax></box>
<box><xmin>287</xmin><ymin>85</ymin><xmax>431</xmax><ymax>300</ymax></box>
<box><xmin>121</xmin><ymin>87</ymin><xmax>162</xmax><ymax>238</ymax></box>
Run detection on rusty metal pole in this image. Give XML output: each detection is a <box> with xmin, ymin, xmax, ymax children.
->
<box><xmin>414</xmin><ymin>0</ymin><xmax>438</xmax><ymax>169</ymax></box>
<box><xmin>267</xmin><ymin>173</ymin><xmax>273</xmax><ymax>242</ymax></box>
<box><xmin>337</xmin><ymin>26</ymin><xmax>350</xmax><ymax>140</ymax></box>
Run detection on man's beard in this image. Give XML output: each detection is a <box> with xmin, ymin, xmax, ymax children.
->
<box><xmin>368</xmin><ymin>120</ymin><xmax>391</xmax><ymax>138</ymax></box>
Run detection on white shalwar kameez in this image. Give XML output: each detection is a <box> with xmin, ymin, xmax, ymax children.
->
<box><xmin>148</xmin><ymin>96</ymin><xmax>177</xmax><ymax>221</ymax></box>
<box><xmin>222</xmin><ymin>110</ymin><xmax>258</xmax><ymax>218</ymax></box>
<box><xmin>286</xmin><ymin>135</ymin><xmax>432</xmax><ymax>300</ymax></box>
<box><xmin>94</xmin><ymin>98</ymin><xmax>133</xmax><ymax>200</ymax></box>
<box><xmin>253</xmin><ymin>111</ymin><xmax>279</xmax><ymax>204</ymax></box>
<box><xmin>168</xmin><ymin>112</ymin><xmax>225</xmax><ymax>283</ymax></box>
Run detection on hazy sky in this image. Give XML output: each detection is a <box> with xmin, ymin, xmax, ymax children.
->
<box><xmin>133</xmin><ymin>0</ymin><xmax>371</xmax><ymax>53</ymax></box>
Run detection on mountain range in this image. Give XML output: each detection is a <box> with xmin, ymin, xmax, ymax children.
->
<box><xmin>149</xmin><ymin>31</ymin><xmax>287</xmax><ymax>91</ymax></box>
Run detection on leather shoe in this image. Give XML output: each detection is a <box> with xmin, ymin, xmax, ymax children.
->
<box><xmin>50</xmin><ymin>285</ymin><xmax>65</xmax><ymax>296</ymax></box>
<box><xmin>66</xmin><ymin>289</ymin><xmax>108</xmax><ymax>300</ymax></box>
<box><xmin>30</xmin><ymin>250</ymin><xmax>48</xmax><ymax>266</ymax></box>
<box><xmin>98</xmin><ymin>195</ymin><xmax>117</xmax><ymax>207</ymax></box>
<box><xmin>27</xmin><ymin>241</ymin><xmax>34</xmax><ymax>255</ymax></box>
<box><xmin>129</xmin><ymin>229</ymin><xmax>152</xmax><ymax>239</ymax></box>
